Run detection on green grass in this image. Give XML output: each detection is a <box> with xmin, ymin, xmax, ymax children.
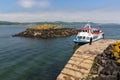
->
<box><xmin>28</xmin><ymin>24</ymin><xmax>64</xmax><ymax>30</ymax></box>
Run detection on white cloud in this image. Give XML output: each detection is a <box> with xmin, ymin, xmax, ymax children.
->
<box><xmin>19</xmin><ymin>0</ymin><xmax>35</xmax><ymax>8</ymax></box>
<box><xmin>0</xmin><ymin>11</ymin><xmax>120</xmax><ymax>23</ymax></box>
<box><xmin>19</xmin><ymin>0</ymin><xmax>50</xmax><ymax>8</ymax></box>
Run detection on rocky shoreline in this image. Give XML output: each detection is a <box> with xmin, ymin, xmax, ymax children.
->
<box><xmin>13</xmin><ymin>24</ymin><xmax>80</xmax><ymax>39</ymax></box>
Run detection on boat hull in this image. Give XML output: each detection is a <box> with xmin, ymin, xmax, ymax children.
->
<box><xmin>73</xmin><ymin>39</ymin><xmax>89</xmax><ymax>45</ymax></box>
<box><xmin>73</xmin><ymin>34</ymin><xmax>104</xmax><ymax>45</ymax></box>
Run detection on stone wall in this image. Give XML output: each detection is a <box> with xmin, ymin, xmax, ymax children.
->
<box><xmin>57</xmin><ymin>39</ymin><xmax>117</xmax><ymax>80</ymax></box>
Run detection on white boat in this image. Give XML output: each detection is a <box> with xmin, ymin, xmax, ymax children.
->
<box><xmin>73</xmin><ymin>23</ymin><xmax>104</xmax><ymax>45</ymax></box>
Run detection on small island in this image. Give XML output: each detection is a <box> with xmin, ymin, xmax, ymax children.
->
<box><xmin>13</xmin><ymin>24</ymin><xmax>80</xmax><ymax>39</ymax></box>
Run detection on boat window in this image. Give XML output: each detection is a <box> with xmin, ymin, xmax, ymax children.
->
<box><xmin>78</xmin><ymin>36</ymin><xmax>82</xmax><ymax>39</ymax></box>
<box><xmin>87</xmin><ymin>37</ymin><xmax>89</xmax><ymax>40</ymax></box>
<box><xmin>83</xmin><ymin>30</ymin><xmax>87</xmax><ymax>32</ymax></box>
<box><xmin>93</xmin><ymin>36</ymin><xmax>98</xmax><ymax>39</ymax></box>
<box><xmin>83</xmin><ymin>36</ymin><xmax>85</xmax><ymax>39</ymax></box>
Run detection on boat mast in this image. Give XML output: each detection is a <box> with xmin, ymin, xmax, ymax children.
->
<box><xmin>86</xmin><ymin>22</ymin><xmax>91</xmax><ymax>33</ymax></box>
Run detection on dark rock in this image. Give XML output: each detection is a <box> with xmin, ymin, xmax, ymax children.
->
<box><xmin>87</xmin><ymin>44</ymin><xmax>120</xmax><ymax>80</ymax></box>
<box><xmin>13</xmin><ymin>28</ymin><xmax>80</xmax><ymax>39</ymax></box>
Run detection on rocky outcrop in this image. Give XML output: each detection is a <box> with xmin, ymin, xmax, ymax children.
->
<box><xmin>13</xmin><ymin>28</ymin><xmax>79</xmax><ymax>39</ymax></box>
<box><xmin>88</xmin><ymin>42</ymin><xmax>120</xmax><ymax>80</ymax></box>
<box><xmin>13</xmin><ymin>24</ymin><xmax>80</xmax><ymax>39</ymax></box>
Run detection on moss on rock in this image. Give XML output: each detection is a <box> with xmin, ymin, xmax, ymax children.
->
<box><xmin>28</xmin><ymin>24</ymin><xmax>63</xmax><ymax>30</ymax></box>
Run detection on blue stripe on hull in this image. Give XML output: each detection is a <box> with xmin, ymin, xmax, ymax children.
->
<box><xmin>73</xmin><ymin>37</ymin><xmax>103</xmax><ymax>45</ymax></box>
<box><xmin>73</xmin><ymin>39</ymin><xmax>89</xmax><ymax>45</ymax></box>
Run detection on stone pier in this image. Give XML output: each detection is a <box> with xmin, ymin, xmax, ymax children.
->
<box><xmin>57</xmin><ymin>39</ymin><xmax>117</xmax><ymax>80</ymax></box>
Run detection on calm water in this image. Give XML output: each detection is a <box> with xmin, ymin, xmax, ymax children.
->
<box><xmin>0</xmin><ymin>24</ymin><xmax>120</xmax><ymax>80</ymax></box>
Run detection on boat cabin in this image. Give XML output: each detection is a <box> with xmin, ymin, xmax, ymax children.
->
<box><xmin>77</xmin><ymin>36</ymin><xmax>90</xmax><ymax>40</ymax></box>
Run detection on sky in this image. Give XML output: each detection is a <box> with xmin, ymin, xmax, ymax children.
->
<box><xmin>0</xmin><ymin>0</ymin><xmax>120</xmax><ymax>23</ymax></box>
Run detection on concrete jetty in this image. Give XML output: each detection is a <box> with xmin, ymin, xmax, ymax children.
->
<box><xmin>57</xmin><ymin>39</ymin><xmax>117</xmax><ymax>80</ymax></box>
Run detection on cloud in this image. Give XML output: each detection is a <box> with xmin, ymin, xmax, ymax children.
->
<box><xmin>0</xmin><ymin>11</ymin><xmax>120</xmax><ymax>23</ymax></box>
<box><xmin>19</xmin><ymin>0</ymin><xmax>50</xmax><ymax>8</ymax></box>
<box><xmin>19</xmin><ymin>0</ymin><xmax>35</xmax><ymax>8</ymax></box>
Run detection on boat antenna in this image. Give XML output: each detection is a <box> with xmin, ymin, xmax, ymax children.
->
<box><xmin>87</xmin><ymin>21</ymin><xmax>91</xmax><ymax>28</ymax></box>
